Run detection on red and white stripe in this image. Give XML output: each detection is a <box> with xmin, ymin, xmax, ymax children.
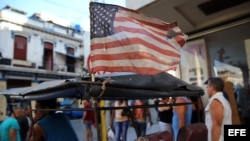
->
<box><xmin>90</xmin><ymin>5</ymin><xmax>188</xmax><ymax>74</ymax></box>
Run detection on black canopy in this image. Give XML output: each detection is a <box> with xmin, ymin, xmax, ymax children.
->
<box><xmin>0</xmin><ymin>72</ymin><xmax>204</xmax><ymax>100</ymax></box>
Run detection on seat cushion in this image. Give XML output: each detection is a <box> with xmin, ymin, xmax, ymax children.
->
<box><xmin>177</xmin><ymin>122</ymin><xmax>208</xmax><ymax>141</ymax></box>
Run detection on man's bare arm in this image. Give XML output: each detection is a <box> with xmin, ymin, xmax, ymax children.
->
<box><xmin>9</xmin><ymin>129</ymin><xmax>17</xmax><ymax>141</ymax></box>
<box><xmin>175</xmin><ymin>97</ymin><xmax>186</xmax><ymax>129</ymax></box>
<box><xmin>29</xmin><ymin>124</ymin><xmax>45</xmax><ymax>141</ymax></box>
<box><xmin>210</xmin><ymin>99</ymin><xmax>223</xmax><ymax>141</ymax></box>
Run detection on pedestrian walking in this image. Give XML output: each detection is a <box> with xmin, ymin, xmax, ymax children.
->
<box><xmin>83</xmin><ymin>99</ymin><xmax>95</xmax><ymax>141</ymax></box>
<box><xmin>131</xmin><ymin>99</ymin><xmax>153</xmax><ymax>138</ymax></box>
<box><xmin>157</xmin><ymin>97</ymin><xmax>173</xmax><ymax>134</ymax></box>
<box><xmin>172</xmin><ymin>96</ymin><xmax>192</xmax><ymax>141</ymax></box>
<box><xmin>0</xmin><ymin>103</ymin><xmax>23</xmax><ymax>141</ymax></box>
<box><xmin>110</xmin><ymin>100</ymin><xmax>130</xmax><ymax>141</ymax></box>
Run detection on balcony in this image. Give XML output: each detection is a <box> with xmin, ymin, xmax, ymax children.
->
<box><xmin>0</xmin><ymin>58</ymin><xmax>87</xmax><ymax>75</ymax></box>
<box><xmin>11</xmin><ymin>59</ymin><xmax>35</xmax><ymax>68</ymax></box>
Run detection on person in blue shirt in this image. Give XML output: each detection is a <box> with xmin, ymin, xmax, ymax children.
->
<box><xmin>0</xmin><ymin>103</ymin><xmax>23</xmax><ymax>141</ymax></box>
<box><xmin>28</xmin><ymin>99</ymin><xmax>78</xmax><ymax>141</ymax></box>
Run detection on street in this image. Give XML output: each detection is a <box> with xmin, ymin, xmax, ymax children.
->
<box><xmin>71</xmin><ymin>108</ymin><xmax>159</xmax><ymax>141</ymax></box>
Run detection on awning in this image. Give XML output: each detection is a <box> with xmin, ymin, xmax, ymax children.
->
<box><xmin>0</xmin><ymin>87</ymin><xmax>31</xmax><ymax>100</ymax></box>
<box><xmin>0</xmin><ymin>87</ymin><xmax>31</xmax><ymax>95</ymax></box>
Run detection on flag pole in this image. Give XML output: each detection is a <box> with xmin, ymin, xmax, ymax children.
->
<box><xmin>89</xmin><ymin>1</ymin><xmax>102</xmax><ymax>140</ymax></box>
<box><xmin>89</xmin><ymin>2</ymin><xmax>105</xmax><ymax>140</ymax></box>
<box><xmin>90</xmin><ymin>73</ymin><xmax>102</xmax><ymax>141</ymax></box>
<box><xmin>91</xmin><ymin>73</ymin><xmax>107</xmax><ymax>141</ymax></box>
<box><xmin>89</xmin><ymin>1</ymin><xmax>107</xmax><ymax>141</ymax></box>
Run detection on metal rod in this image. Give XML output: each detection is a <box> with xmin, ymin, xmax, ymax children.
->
<box><xmin>188</xmin><ymin>17</ymin><xmax>250</xmax><ymax>40</ymax></box>
<box><xmin>93</xmin><ymin>99</ymin><xmax>102</xmax><ymax>141</ymax></box>
<box><xmin>30</xmin><ymin>101</ymin><xmax>194</xmax><ymax>111</ymax></box>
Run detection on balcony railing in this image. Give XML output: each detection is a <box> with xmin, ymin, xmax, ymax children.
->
<box><xmin>0</xmin><ymin>58</ymin><xmax>88</xmax><ymax>74</ymax></box>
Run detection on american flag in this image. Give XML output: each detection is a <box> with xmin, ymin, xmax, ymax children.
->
<box><xmin>89</xmin><ymin>2</ymin><xmax>188</xmax><ymax>75</ymax></box>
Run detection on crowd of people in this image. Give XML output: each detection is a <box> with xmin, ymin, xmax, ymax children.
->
<box><xmin>0</xmin><ymin>77</ymin><xmax>232</xmax><ymax>141</ymax></box>
<box><xmin>0</xmin><ymin>99</ymin><xmax>79</xmax><ymax>141</ymax></box>
<box><xmin>106</xmin><ymin>77</ymin><xmax>232</xmax><ymax>141</ymax></box>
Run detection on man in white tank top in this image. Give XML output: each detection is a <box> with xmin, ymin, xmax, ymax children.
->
<box><xmin>205</xmin><ymin>77</ymin><xmax>232</xmax><ymax>141</ymax></box>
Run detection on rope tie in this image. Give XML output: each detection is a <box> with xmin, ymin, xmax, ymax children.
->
<box><xmin>97</xmin><ymin>77</ymin><xmax>111</xmax><ymax>98</ymax></box>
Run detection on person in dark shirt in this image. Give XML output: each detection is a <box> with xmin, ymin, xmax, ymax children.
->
<box><xmin>190</xmin><ymin>96</ymin><xmax>205</xmax><ymax>123</ymax></box>
<box><xmin>157</xmin><ymin>97</ymin><xmax>173</xmax><ymax>134</ymax></box>
<box><xmin>29</xmin><ymin>99</ymin><xmax>78</xmax><ymax>141</ymax></box>
<box><xmin>18</xmin><ymin>115</ymin><xmax>29</xmax><ymax>141</ymax></box>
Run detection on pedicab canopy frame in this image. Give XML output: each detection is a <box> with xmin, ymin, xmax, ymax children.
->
<box><xmin>0</xmin><ymin>72</ymin><xmax>204</xmax><ymax>141</ymax></box>
<box><xmin>0</xmin><ymin>72</ymin><xmax>204</xmax><ymax>100</ymax></box>
<box><xmin>0</xmin><ymin>1</ymin><xmax>203</xmax><ymax>140</ymax></box>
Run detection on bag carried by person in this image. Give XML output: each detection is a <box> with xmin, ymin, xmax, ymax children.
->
<box><xmin>107</xmin><ymin>127</ymin><xmax>115</xmax><ymax>140</ymax></box>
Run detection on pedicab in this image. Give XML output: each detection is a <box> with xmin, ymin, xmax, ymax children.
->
<box><xmin>0</xmin><ymin>1</ymin><xmax>208</xmax><ymax>139</ymax></box>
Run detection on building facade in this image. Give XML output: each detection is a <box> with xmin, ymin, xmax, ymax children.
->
<box><xmin>0</xmin><ymin>6</ymin><xmax>86</xmax><ymax>90</ymax></box>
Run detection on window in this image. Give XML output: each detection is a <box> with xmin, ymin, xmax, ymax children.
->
<box><xmin>66</xmin><ymin>47</ymin><xmax>74</xmax><ymax>55</ymax></box>
<box><xmin>14</xmin><ymin>35</ymin><xmax>27</xmax><ymax>60</ymax></box>
<box><xmin>43</xmin><ymin>42</ymin><xmax>53</xmax><ymax>70</ymax></box>
<box><xmin>66</xmin><ymin>47</ymin><xmax>75</xmax><ymax>72</ymax></box>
